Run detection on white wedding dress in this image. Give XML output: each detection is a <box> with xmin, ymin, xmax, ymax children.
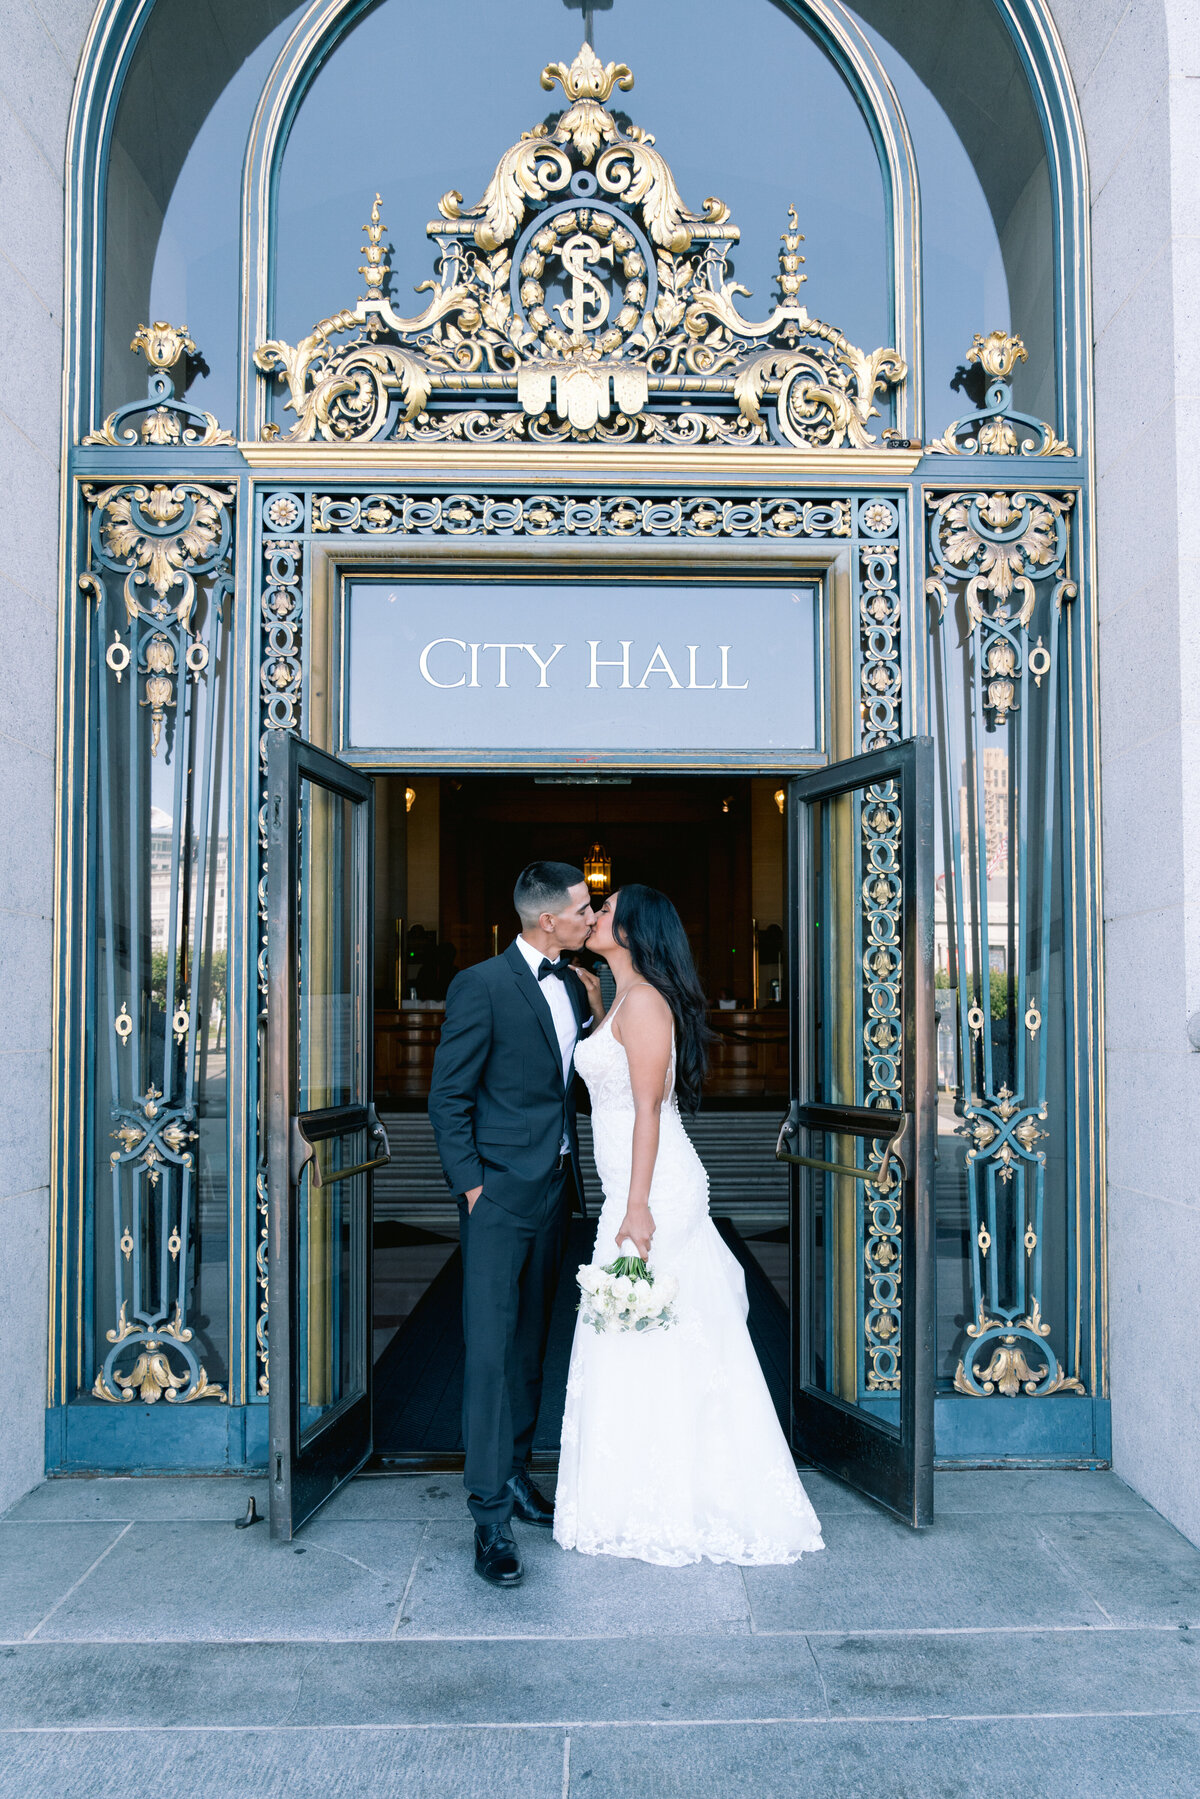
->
<box><xmin>554</xmin><ymin>991</ymin><xmax>824</xmax><ymax>1567</ymax></box>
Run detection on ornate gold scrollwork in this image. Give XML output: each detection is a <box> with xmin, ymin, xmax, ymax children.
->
<box><xmin>82</xmin><ymin>322</ymin><xmax>234</xmax><ymax>447</ymax></box>
<box><xmin>928</xmin><ymin>331</ymin><xmax>1072</xmax><ymax>458</ymax></box>
<box><xmin>87</xmin><ymin>482</ymin><xmax>231</xmax><ymax>624</ymax></box>
<box><xmin>954</xmin><ymin>1301</ymin><xmax>1085</xmax><ymax>1398</ymax></box>
<box><xmin>926</xmin><ymin>489</ymin><xmax>1075</xmax><ymax>727</ymax></box>
<box><xmin>255</xmin><ymin>44</ymin><xmax>905</xmax><ymax>449</ymax></box>
<box><xmin>86</xmin><ymin>473</ymin><xmax>233</xmax><ymax>1412</ymax></box>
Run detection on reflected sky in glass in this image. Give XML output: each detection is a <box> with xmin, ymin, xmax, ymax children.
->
<box><xmin>146</xmin><ymin>7</ymin><xmax>308</xmax><ymax>425</ymax></box>
<box><xmin>127</xmin><ymin>0</ymin><xmax>1057</xmax><ymax>439</ymax></box>
<box><xmin>274</xmin><ymin>0</ymin><xmax>889</xmax><ymax>358</ymax></box>
<box><xmin>846</xmin><ymin>6</ymin><xmax>1011</xmax><ymax>429</ymax></box>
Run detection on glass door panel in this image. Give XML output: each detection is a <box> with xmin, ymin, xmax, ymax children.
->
<box><xmin>297</xmin><ymin>1124</ymin><xmax>369</xmax><ymax>1447</ymax></box>
<box><xmin>782</xmin><ymin>739</ymin><xmax>935</xmax><ymax>1525</ymax></box>
<box><xmin>266</xmin><ymin>734</ymin><xmax>384</xmax><ymax>1538</ymax></box>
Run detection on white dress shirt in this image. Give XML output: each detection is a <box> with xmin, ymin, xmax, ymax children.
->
<box><xmin>515</xmin><ymin>934</ymin><xmax>578</xmax><ymax>1151</ymax></box>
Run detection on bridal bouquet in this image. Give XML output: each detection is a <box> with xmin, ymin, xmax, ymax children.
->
<box><xmin>576</xmin><ymin>1249</ymin><xmax>679</xmax><ymax>1335</ymax></box>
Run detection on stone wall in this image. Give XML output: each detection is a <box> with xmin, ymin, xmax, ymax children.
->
<box><xmin>1047</xmin><ymin>0</ymin><xmax>1200</xmax><ymax>1545</ymax></box>
<box><xmin>0</xmin><ymin>0</ymin><xmax>96</xmax><ymax>1513</ymax></box>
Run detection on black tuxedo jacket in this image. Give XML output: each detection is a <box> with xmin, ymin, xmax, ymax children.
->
<box><xmin>428</xmin><ymin>941</ymin><xmax>593</xmax><ymax>1218</ymax></box>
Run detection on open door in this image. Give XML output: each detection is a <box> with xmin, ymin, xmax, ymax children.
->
<box><xmin>780</xmin><ymin>738</ymin><xmax>936</xmax><ymax>1526</ymax></box>
<box><xmin>265</xmin><ymin>733</ymin><xmax>387</xmax><ymax>1539</ymax></box>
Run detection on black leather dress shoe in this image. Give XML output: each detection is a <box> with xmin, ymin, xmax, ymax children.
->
<box><xmin>506</xmin><ymin>1470</ymin><xmax>554</xmax><ymax>1526</ymax></box>
<box><xmin>474</xmin><ymin>1524</ymin><xmax>523</xmax><ymax>1586</ymax></box>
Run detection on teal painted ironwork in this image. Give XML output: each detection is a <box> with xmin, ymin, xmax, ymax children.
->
<box><xmin>81</xmin><ymin>477</ymin><xmax>235</xmax><ymax>1405</ymax></box>
<box><xmin>48</xmin><ymin>0</ymin><xmax>1108</xmax><ymax>1473</ymax></box>
<box><xmin>926</xmin><ymin>487</ymin><xmax>1085</xmax><ymax>1397</ymax></box>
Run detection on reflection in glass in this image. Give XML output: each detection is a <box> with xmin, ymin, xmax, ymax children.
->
<box><xmin>298</xmin><ymin>785</ymin><xmax>361</xmax><ymax>1112</ymax></box>
<box><xmin>298</xmin><ymin>1138</ymin><xmax>368</xmax><ymax>1443</ymax></box>
<box><xmin>802</xmin><ymin>782</ymin><xmax>904</xmax><ymax>1412</ymax></box>
<box><xmin>848</xmin><ymin>0</ymin><xmax>1058</xmax><ymax>429</ymax></box>
<box><xmin>274</xmin><ymin>0</ymin><xmax>888</xmax><ymax>367</ymax></box>
<box><xmin>101</xmin><ymin>1</ymin><xmax>305</xmax><ymax>422</ymax></box>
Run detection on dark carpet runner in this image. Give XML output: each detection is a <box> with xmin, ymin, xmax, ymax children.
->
<box><xmin>372</xmin><ymin>1218</ymin><xmax>790</xmax><ymax>1455</ymax></box>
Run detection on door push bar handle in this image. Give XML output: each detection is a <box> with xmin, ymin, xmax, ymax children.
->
<box><xmin>775</xmin><ymin>1106</ymin><xmax>911</xmax><ymax>1187</ymax></box>
<box><xmin>290</xmin><ymin>1107</ymin><xmax>392</xmax><ymax>1189</ymax></box>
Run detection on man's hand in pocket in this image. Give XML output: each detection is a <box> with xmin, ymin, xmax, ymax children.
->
<box><xmin>465</xmin><ymin>1186</ymin><xmax>483</xmax><ymax>1213</ymax></box>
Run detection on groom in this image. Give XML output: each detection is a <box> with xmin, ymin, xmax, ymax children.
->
<box><xmin>428</xmin><ymin>862</ymin><xmax>599</xmax><ymax>1587</ymax></box>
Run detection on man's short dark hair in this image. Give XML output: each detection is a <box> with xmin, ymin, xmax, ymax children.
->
<box><xmin>514</xmin><ymin>861</ymin><xmax>586</xmax><ymax>928</ymax></box>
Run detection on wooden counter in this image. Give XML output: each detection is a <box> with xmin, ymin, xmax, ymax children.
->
<box><xmin>375</xmin><ymin>1004</ymin><xmax>788</xmax><ymax>1102</ymax></box>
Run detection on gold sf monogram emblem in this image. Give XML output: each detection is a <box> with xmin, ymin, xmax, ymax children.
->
<box><xmin>553</xmin><ymin>233</ymin><xmax>614</xmax><ymax>337</ymax></box>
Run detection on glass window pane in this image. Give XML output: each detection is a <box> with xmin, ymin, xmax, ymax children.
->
<box><xmin>798</xmin><ymin>775</ymin><xmax>905</xmax><ymax>1418</ymax></box>
<box><xmin>801</xmin><ymin>1135</ymin><xmax>899</xmax><ymax>1430</ymax></box>
<box><xmin>809</xmin><ymin>784</ymin><xmax>903</xmax><ymax>1123</ymax></box>
<box><xmin>298</xmin><ymin>1137</ymin><xmax>368</xmax><ymax>1444</ymax></box>
<box><xmin>298</xmin><ymin>784</ymin><xmax>361</xmax><ymax>1111</ymax></box>
<box><xmin>102</xmin><ymin>1</ymin><xmax>307</xmax><ymax>422</ymax></box>
<box><xmin>848</xmin><ymin>0</ymin><xmax>1058</xmax><ymax>430</ymax></box>
<box><xmin>274</xmin><ymin>0</ymin><xmax>889</xmax><ymax>374</ymax></box>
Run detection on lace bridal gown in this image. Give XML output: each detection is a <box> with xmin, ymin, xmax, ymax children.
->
<box><xmin>554</xmin><ymin>993</ymin><xmax>824</xmax><ymax>1567</ymax></box>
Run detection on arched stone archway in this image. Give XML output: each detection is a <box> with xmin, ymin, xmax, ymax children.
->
<box><xmin>3</xmin><ymin>0</ymin><xmax>1199</xmax><ymax>1550</ymax></box>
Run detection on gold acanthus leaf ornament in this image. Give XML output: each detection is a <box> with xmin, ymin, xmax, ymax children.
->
<box><xmin>928</xmin><ymin>329</ymin><xmax>1073</xmax><ymax>457</ymax></box>
<box><xmin>929</xmin><ymin>490</ymin><xmax>1073</xmax><ymax>636</ymax></box>
<box><xmin>81</xmin><ymin>322</ymin><xmax>234</xmax><ymax>447</ymax></box>
<box><xmin>86</xmin><ymin>482</ymin><xmax>231</xmax><ymax>618</ymax></box>
<box><xmin>953</xmin><ymin>1301</ymin><xmax>1086</xmax><ymax>1396</ymax></box>
<box><xmin>130</xmin><ymin>321</ymin><xmax>195</xmax><ymax>370</ymax></box>
<box><xmin>541</xmin><ymin>40</ymin><xmax>633</xmax><ymax>104</ymax></box>
<box><xmin>969</xmin><ymin>328</ymin><xmax>1027</xmax><ymax>384</ymax></box>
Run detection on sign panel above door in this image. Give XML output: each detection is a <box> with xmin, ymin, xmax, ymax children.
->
<box><xmin>345</xmin><ymin>575</ymin><xmax>821</xmax><ymax>762</ymax></box>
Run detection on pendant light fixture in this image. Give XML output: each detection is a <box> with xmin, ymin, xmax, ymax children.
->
<box><xmin>583</xmin><ymin>790</ymin><xmax>611</xmax><ymax>894</ymax></box>
<box><xmin>583</xmin><ymin>840</ymin><xmax>611</xmax><ymax>894</ymax></box>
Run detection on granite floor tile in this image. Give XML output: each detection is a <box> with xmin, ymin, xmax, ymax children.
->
<box><xmin>811</xmin><ymin>1625</ymin><xmax>1200</xmax><ymax>1720</ymax></box>
<box><xmin>320</xmin><ymin>1474</ymin><xmax>465</xmax><ymax>1522</ymax></box>
<box><xmin>790</xmin><ymin>1469</ymin><xmax>884</xmax><ymax>1517</ymax></box>
<box><xmin>933</xmin><ymin>1470</ymin><xmax>1147</xmax><ymax>1515</ymax></box>
<box><xmin>396</xmin><ymin>1522</ymin><xmax>752</xmax><ymax>1638</ymax></box>
<box><xmin>742</xmin><ymin>1514</ymin><xmax>1108</xmax><ymax>1633</ymax></box>
<box><xmin>6</xmin><ymin>1468</ymin><xmax>1147</xmax><ymax>1528</ymax></box>
<box><xmin>0</xmin><ymin>1633</ymin><xmax>826</xmax><ymax>1728</ymax></box>
<box><xmin>0</xmin><ymin>1523</ymin><xmax>128</xmax><ymax>1641</ymax></box>
<box><xmin>567</xmin><ymin>1713</ymin><xmax>1200</xmax><ymax>1799</ymax></box>
<box><xmin>1035</xmin><ymin>1510</ymin><xmax>1200</xmax><ymax>1626</ymax></box>
<box><xmin>0</xmin><ymin>1725</ymin><xmax>567</xmax><ymax>1799</ymax></box>
<box><xmin>31</xmin><ymin>1519</ymin><xmax>427</xmax><ymax>1642</ymax></box>
<box><xmin>5</xmin><ymin>1479</ymin><xmax>268</xmax><ymax>1525</ymax></box>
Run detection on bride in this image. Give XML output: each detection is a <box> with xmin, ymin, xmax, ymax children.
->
<box><xmin>554</xmin><ymin>884</ymin><xmax>824</xmax><ymax>1568</ymax></box>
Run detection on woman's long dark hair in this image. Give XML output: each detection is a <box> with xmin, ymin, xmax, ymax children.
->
<box><xmin>612</xmin><ymin>885</ymin><xmax>712</xmax><ymax>1113</ymax></box>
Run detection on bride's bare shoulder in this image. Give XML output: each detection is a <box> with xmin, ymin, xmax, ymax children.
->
<box><xmin>612</xmin><ymin>982</ymin><xmax>672</xmax><ymax>1043</ymax></box>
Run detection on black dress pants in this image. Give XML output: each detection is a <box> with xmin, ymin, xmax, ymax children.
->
<box><xmin>458</xmin><ymin>1162</ymin><xmax>571</xmax><ymax>1527</ymax></box>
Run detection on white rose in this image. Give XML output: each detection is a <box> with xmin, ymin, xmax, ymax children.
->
<box><xmin>611</xmin><ymin>1275</ymin><xmax>633</xmax><ymax>1302</ymax></box>
<box><xmin>632</xmin><ymin>1279</ymin><xmax>653</xmax><ymax>1304</ymax></box>
<box><xmin>577</xmin><ymin>1265</ymin><xmax>603</xmax><ymax>1295</ymax></box>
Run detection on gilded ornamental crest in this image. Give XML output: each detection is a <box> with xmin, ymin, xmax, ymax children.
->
<box><xmin>255</xmin><ymin>43</ymin><xmax>906</xmax><ymax>449</ymax></box>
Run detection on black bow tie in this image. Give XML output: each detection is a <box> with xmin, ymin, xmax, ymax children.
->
<box><xmin>538</xmin><ymin>957</ymin><xmax>571</xmax><ymax>982</ymax></box>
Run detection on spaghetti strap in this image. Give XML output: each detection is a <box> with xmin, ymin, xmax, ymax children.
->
<box><xmin>604</xmin><ymin>982</ymin><xmax>651</xmax><ymax>1028</ymax></box>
